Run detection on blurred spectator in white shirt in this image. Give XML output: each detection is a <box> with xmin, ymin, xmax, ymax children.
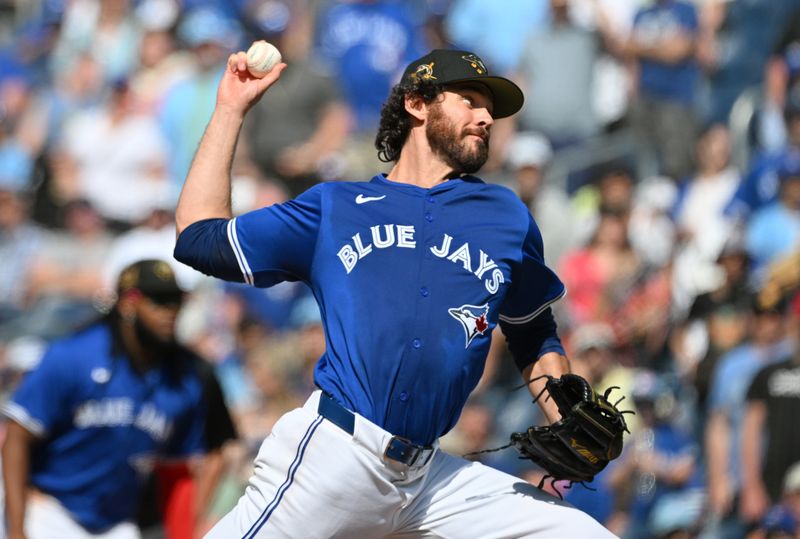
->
<box><xmin>672</xmin><ymin>124</ymin><xmax>741</xmax><ymax>314</ymax></box>
<box><xmin>52</xmin><ymin>79</ymin><xmax>170</xmax><ymax>229</ymax></box>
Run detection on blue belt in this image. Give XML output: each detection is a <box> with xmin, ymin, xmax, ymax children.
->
<box><xmin>318</xmin><ymin>392</ymin><xmax>435</xmax><ymax>467</ymax></box>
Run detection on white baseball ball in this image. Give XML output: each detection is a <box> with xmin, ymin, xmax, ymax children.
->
<box><xmin>246</xmin><ymin>40</ymin><xmax>281</xmax><ymax>78</ymax></box>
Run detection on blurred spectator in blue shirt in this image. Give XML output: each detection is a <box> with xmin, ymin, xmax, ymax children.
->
<box><xmin>310</xmin><ymin>0</ymin><xmax>428</xmax><ymax>180</ymax></box>
<box><xmin>726</xmin><ymin>9</ymin><xmax>800</xmax><ymax>220</ymax></box>
<box><xmin>159</xmin><ymin>7</ymin><xmax>241</xmax><ymax>197</ymax></box>
<box><xmin>633</xmin><ymin>1</ymin><xmax>698</xmax><ymax>110</ymax></box>
<box><xmin>625</xmin><ymin>0</ymin><xmax>700</xmax><ymax>181</ymax></box>
<box><xmin>696</xmin><ymin>0</ymin><xmax>797</xmax><ymax>126</ymax></box>
<box><xmin>705</xmin><ymin>298</ymin><xmax>793</xmax><ymax>539</ymax></box>
<box><xmin>608</xmin><ymin>370</ymin><xmax>703</xmax><ymax>539</ymax></box>
<box><xmin>0</xmin><ymin>56</ymin><xmax>38</xmax><ymax>194</ymax></box>
<box><xmin>759</xmin><ymin>5</ymin><xmax>800</xmax><ymax>154</ymax></box>
<box><xmin>745</xmin><ymin>153</ymin><xmax>800</xmax><ymax>278</ymax></box>
<box><xmin>315</xmin><ymin>0</ymin><xmax>427</xmax><ymax>134</ymax></box>
<box><xmin>726</xmin><ymin>105</ymin><xmax>800</xmax><ymax>223</ymax></box>
<box><xmin>444</xmin><ymin>0</ymin><xmax>548</xmax><ymax>76</ymax></box>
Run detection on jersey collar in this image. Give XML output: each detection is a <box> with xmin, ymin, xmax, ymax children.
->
<box><xmin>370</xmin><ymin>173</ymin><xmax>485</xmax><ymax>195</ymax></box>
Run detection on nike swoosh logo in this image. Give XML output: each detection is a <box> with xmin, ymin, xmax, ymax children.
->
<box><xmin>355</xmin><ymin>194</ymin><xmax>386</xmax><ymax>204</ymax></box>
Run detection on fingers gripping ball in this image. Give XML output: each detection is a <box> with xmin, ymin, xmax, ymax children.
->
<box><xmin>246</xmin><ymin>40</ymin><xmax>282</xmax><ymax>78</ymax></box>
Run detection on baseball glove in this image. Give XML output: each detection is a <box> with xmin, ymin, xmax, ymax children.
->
<box><xmin>510</xmin><ymin>373</ymin><xmax>629</xmax><ymax>485</ymax></box>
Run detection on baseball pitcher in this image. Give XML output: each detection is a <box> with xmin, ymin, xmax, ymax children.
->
<box><xmin>174</xmin><ymin>47</ymin><xmax>625</xmax><ymax>538</ymax></box>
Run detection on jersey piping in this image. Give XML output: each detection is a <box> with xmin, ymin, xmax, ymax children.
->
<box><xmin>227</xmin><ymin>218</ymin><xmax>254</xmax><ymax>285</ymax></box>
<box><xmin>498</xmin><ymin>288</ymin><xmax>567</xmax><ymax>325</ymax></box>
<box><xmin>2</xmin><ymin>401</ymin><xmax>46</xmax><ymax>437</ymax></box>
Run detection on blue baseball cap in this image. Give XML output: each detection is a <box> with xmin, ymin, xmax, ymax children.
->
<box><xmin>178</xmin><ymin>8</ymin><xmax>240</xmax><ymax>49</ymax></box>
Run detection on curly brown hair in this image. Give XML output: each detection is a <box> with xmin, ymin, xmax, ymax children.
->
<box><xmin>374</xmin><ymin>79</ymin><xmax>444</xmax><ymax>163</ymax></box>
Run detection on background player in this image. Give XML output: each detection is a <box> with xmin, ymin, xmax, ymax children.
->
<box><xmin>2</xmin><ymin>259</ymin><xmax>207</xmax><ymax>539</ymax></box>
<box><xmin>174</xmin><ymin>48</ymin><xmax>617</xmax><ymax>537</ymax></box>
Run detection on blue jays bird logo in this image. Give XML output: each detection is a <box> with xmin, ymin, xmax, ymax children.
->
<box><xmin>449</xmin><ymin>304</ymin><xmax>490</xmax><ymax>348</ymax></box>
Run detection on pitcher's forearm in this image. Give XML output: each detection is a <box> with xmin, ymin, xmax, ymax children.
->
<box><xmin>523</xmin><ymin>353</ymin><xmax>571</xmax><ymax>424</ymax></box>
<box><xmin>3</xmin><ymin>423</ymin><xmax>33</xmax><ymax>537</ymax></box>
<box><xmin>176</xmin><ymin>107</ymin><xmax>245</xmax><ymax>235</ymax></box>
<box><xmin>176</xmin><ymin>46</ymin><xmax>286</xmax><ymax>234</ymax></box>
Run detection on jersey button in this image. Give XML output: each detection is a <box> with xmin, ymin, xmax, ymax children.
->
<box><xmin>420</xmin><ymin>287</ymin><xmax>429</xmax><ymax>297</ymax></box>
<box><xmin>399</xmin><ymin>391</ymin><xmax>409</xmax><ymax>402</ymax></box>
<box><xmin>412</xmin><ymin>338</ymin><xmax>422</xmax><ymax>349</ymax></box>
<box><xmin>425</xmin><ymin>212</ymin><xmax>433</xmax><ymax>222</ymax></box>
<box><xmin>427</xmin><ymin>196</ymin><xmax>435</xmax><ymax>204</ymax></box>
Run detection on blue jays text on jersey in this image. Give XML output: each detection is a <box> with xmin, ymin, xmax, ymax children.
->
<box><xmin>2</xmin><ymin>322</ymin><xmax>206</xmax><ymax>532</ymax></box>
<box><xmin>338</xmin><ymin>228</ymin><xmax>506</xmax><ymax>294</ymax></box>
<box><xmin>176</xmin><ymin>173</ymin><xmax>566</xmax><ymax>446</ymax></box>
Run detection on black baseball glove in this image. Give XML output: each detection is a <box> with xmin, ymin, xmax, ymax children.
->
<box><xmin>510</xmin><ymin>373</ymin><xmax>629</xmax><ymax>485</ymax></box>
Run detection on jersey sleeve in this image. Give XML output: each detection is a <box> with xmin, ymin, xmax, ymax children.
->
<box><xmin>2</xmin><ymin>343</ymin><xmax>75</xmax><ymax>438</ymax></box>
<box><xmin>500</xmin><ymin>307</ymin><xmax>565</xmax><ymax>371</ymax></box>
<box><xmin>499</xmin><ymin>213</ymin><xmax>566</xmax><ymax>325</ymax></box>
<box><xmin>228</xmin><ymin>184</ymin><xmax>323</xmax><ymax>287</ymax></box>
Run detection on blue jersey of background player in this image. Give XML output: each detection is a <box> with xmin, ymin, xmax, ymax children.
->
<box><xmin>1</xmin><ymin>260</ymin><xmax>206</xmax><ymax>538</ymax></box>
<box><xmin>175</xmin><ymin>48</ymin><xmax>616</xmax><ymax>537</ymax></box>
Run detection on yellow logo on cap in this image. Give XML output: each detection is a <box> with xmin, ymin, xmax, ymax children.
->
<box><xmin>154</xmin><ymin>261</ymin><xmax>174</xmax><ymax>281</ymax></box>
<box><xmin>119</xmin><ymin>267</ymin><xmax>140</xmax><ymax>290</ymax></box>
<box><xmin>461</xmin><ymin>54</ymin><xmax>486</xmax><ymax>75</ymax></box>
<box><xmin>412</xmin><ymin>62</ymin><xmax>436</xmax><ymax>81</ymax></box>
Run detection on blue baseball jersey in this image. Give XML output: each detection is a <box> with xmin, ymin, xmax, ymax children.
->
<box><xmin>177</xmin><ymin>174</ymin><xmax>564</xmax><ymax>445</ymax></box>
<box><xmin>2</xmin><ymin>322</ymin><xmax>206</xmax><ymax>532</ymax></box>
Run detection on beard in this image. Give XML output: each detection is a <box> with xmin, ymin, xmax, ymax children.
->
<box><xmin>134</xmin><ymin>316</ymin><xmax>177</xmax><ymax>357</ymax></box>
<box><xmin>426</xmin><ymin>103</ymin><xmax>489</xmax><ymax>174</ymax></box>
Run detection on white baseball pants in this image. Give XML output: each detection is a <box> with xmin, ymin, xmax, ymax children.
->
<box><xmin>16</xmin><ymin>491</ymin><xmax>140</xmax><ymax>539</ymax></box>
<box><xmin>204</xmin><ymin>391</ymin><xmax>617</xmax><ymax>539</ymax></box>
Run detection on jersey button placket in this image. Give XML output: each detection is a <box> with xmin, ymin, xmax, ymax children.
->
<box><xmin>425</xmin><ymin>194</ymin><xmax>435</xmax><ymax>223</ymax></box>
<box><xmin>414</xmin><ymin>193</ymin><xmax>434</xmax><ymax>353</ymax></box>
<box><xmin>423</xmin><ymin>193</ymin><xmax>437</xmax><ymax>258</ymax></box>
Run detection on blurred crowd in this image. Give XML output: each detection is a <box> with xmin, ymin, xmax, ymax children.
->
<box><xmin>1</xmin><ymin>0</ymin><xmax>800</xmax><ymax>537</ymax></box>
